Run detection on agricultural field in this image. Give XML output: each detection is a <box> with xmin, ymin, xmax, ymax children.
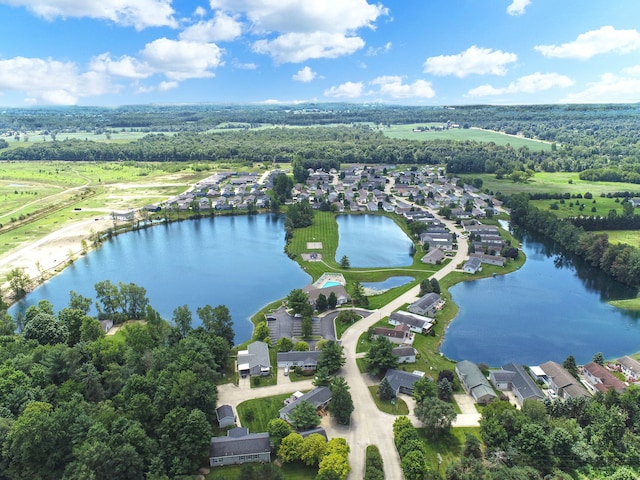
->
<box><xmin>383</xmin><ymin>123</ymin><xmax>552</xmax><ymax>152</ymax></box>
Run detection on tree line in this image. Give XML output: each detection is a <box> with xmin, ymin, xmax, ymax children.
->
<box><xmin>509</xmin><ymin>194</ymin><xmax>640</xmax><ymax>287</ymax></box>
<box><xmin>0</xmin><ymin>283</ymin><xmax>234</xmax><ymax>479</ymax></box>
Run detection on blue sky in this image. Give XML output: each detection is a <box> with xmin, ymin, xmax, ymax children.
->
<box><xmin>0</xmin><ymin>0</ymin><xmax>639</xmax><ymax>106</ymax></box>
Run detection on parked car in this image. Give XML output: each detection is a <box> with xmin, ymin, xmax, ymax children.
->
<box><xmin>284</xmin><ymin>366</ymin><xmax>289</xmax><ymax>376</ymax></box>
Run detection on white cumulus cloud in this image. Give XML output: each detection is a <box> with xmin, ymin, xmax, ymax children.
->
<box><xmin>209</xmin><ymin>0</ymin><xmax>388</xmax><ymax>62</ymax></box>
<box><xmin>141</xmin><ymin>38</ymin><xmax>224</xmax><ymax>80</ymax></box>
<box><xmin>324</xmin><ymin>81</ymin><xmax>364</xmax><ymax>98</ymax></box>
<box><xmin>468</xmin><ymin>72</ymin><xmax>574</xmax><ymax>97</ymax></box>
<box><xmin>0</xmin><ymin>56</ymin><xmax>119</xmax><ymax>105</ymax></box>
<box><xmin>424</xmin><ymin>46</ymin><xmax>517</xmax><ymax>77</ymax></box>
<box><xmin>1</xmin><ymin>0</ymin><xmax>177</xmax><ymax>29</ymax></box>
<box><xmin>180</xmin><ymin>12</ymin><xmax>243</xmax><ymax>42</ymax></box>
<box><xmin>366</xmin><ymin>42</ymin><xmax>392</xmax><ymax>56</ymax></box>
<box><xmin>562</xmin><ymin>71</ymin><xmax>640</xmax><ymax>103</ymax></box>
<box><xmin>535</xmin><ymin>26</ymin><xmax>640</xmax><ymax>60</ymax></box>
<box><xmin>89</xmin><ymin>53</ymin><xmax>152</xmax><ymax>79</ymax></box>
<box><xmin>253</xmin><ymin>32</ymin><xmax>364</xmax><ymax>63</ymax></box>
<box><xmin>369</xmin><ymin>76</ymin><xmax>435</xmax><ymax>99</ymax></box>
<box><xmin>506</xmin><ymin>0</ymin><xmax>530</xmax><ymax>16</ymax></box>
<box><xmin>292</xmin><ymin>66</ymin><xmax>317</xmax><ymax>82</ymax></box>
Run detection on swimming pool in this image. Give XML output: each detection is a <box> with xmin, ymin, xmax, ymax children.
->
<box><xmin>322</xmin><ymin>280</ymin><xmax>342</xmax><ymax>288</ymax></box>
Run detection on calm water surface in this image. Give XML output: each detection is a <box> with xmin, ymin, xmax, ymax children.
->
<box><xmin>440</xmin><ymin>230</ymin><xmax>640</xmax><ymax>366</ymax></box>
<box><xmin>10</xmin><ymin>215</ymin><xmax>310</xmax><ymax>344</ymax></box>
<box><xmin>335</xmin><ymin>215</ymin><xmax>413</xmax><ymax>267</ymax></box>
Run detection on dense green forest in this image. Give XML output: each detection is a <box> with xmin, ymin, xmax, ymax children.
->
<box><xmin>1</xmin><ymin>103</ymin><xmax>640</xmax><ymax>177</ymax></box>
<box><xmin>0</xmin><ymin>283</ymin><xmax>233</xmax><ymax>480</ymax></box>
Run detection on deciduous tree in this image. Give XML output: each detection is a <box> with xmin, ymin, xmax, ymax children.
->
<box><xmin>415</xmin><ymin>397</ymin><xmax>457</xmax><ymax>439</ymax></box>
<box><xmin>365</xmin><ymin>336</ymin><xmax>398</xmax><ymax>376</ymax></box>
<box><xmin>318</xmin><ymin>340</ymin><xmax>346</xmax><ymax>374</ymax></box>
<box><xmin>287</xmin><ymin>400</ymin><xmax>320</xmax><ymax>430</ymax></box>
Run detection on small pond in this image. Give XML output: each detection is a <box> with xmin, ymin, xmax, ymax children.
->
<box><xmin>361</xmin><ymin>276</ymin><xmax>415</xmax><ymax>294</ymax></box>
<box><xmin>335</xmin><ymin>215</ymin><xmax>414</xmax><ymax>268</ymax></box>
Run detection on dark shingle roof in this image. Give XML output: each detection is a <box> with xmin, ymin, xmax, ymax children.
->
<box><xmin>210</xmin><ymin>430</ymin><xmax>270</xmax><ymax>458</ymax></box>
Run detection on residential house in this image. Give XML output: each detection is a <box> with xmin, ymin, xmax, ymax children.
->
<box><xmin>276</xmin><ymin>351</ymin><xmax>321</xmax><ymax>371</ymax></box>
<box><xmin>302</xmin><ymin>284</ymin><xmax>350</xmax><ymax>307</ymax></box>
<box><xmin>421</xmin><ymin>247</ymin><xmax>446</xmax><ymax>265</ymax></box>
<box><xmin>420</xmin><ymin>232</ymin><xmax>454</xmax><ymax>250</ymax></box>
<box><xmin>536</xmin><ymin>361</ymin><xmax>589</xmax><ymax>399</ymax></box>
<box><xmin>408</xmin><ymin>293</ymin><xmax>444</xmax><ymax>317</ymax></box>
<box><xmin>463</xmin><ymin>257</ymin><xmax>482</xmax><ymax>274</ymax></box>
<box><xmin>373</xmin><ymin>324</ymin><xmax>414</xmax><ymax>345</ymax></box>
<box><xmin>581</xmin><ymin>362</ymin><xmax>626</xmax><ymax>393</ymax></box>
<box><xmin>237</xmin><ymin>341</ymin><xmax>271</xmax><ymax>377</ymax></box>
<box><xmin>388</xmin><ymin>311</ymin><xmax>434</xmax><ymax>334</ymax></box>
<box><xmin>216</xmin><ymin>405</ymin><xmax>236</xmax><ymax>428</ymax></box>
<box><xmin>470</xmin><ymin>253</ymin><xmax>506</xmax><ymax>267</ymax></box>
<box><xmin>279</xmin><ymin>387</ymin><xmax>332</xmax><ymax>424</ymax></box>
<box><xmin>209</xmin><ymin>428</ymin><xmax>270</xmax><ymax>467</ymax></box>
<box><xmin>489</xmin><ymin>363</ymin><xmax>545</xmax><ymax>405</ymax></box>
<box><xmin>382</xmin><ymin>369</ymin><xmax>425</xmax><ymax>396</ymax></box>
<box><xmin>618</xmin><ymin>356</ymin><xmax>640</xmax><ymax>380</ymax></box>
<box><xmin>392</xmin><ymin>346</ymin><xmax>417</xmax><ymax>363</ymax></box>
<box><xmin>456</xmin><ymin>360</ymin><xmax>497</xmax><ymax>404</ymax></box>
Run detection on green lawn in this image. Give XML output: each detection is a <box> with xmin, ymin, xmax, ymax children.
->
<box><xmin>468</xmin><ymin>172</ymin><xmax>640</xmax><ymax>197</ymax></box>
<box><xmin>417</xmin><ymin>426</ymin><xmax>482</xmax><ymax>474</ymax></box>
<box><xmin>236</xmin><ymin>393</ymin><xmax>297</xmax><ymax>433</ymax></box>
<box><xmin>531</xmin><ymin>196</ymin><xmax>627</xmax><ymax>219</ymax></box>
<box><xmin>205</xmin><ymin>462</ymin><xmax>317</xmax><ymax>480</ymax></box>
<box><xmin>382</xmin><ymin>124</ymin><xmax>552</xmax><ymax>152</ymax></box>
<box><xmin>597</xmin><ymin>230</ymin><xmax>640</xmax><ymax>248</ymax></box>
<box><xmin>368</xmin><ymin>385</ymin><xmax>409</xmax><ymax>414</ymax></box>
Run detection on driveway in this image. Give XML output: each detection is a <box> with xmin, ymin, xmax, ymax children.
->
<box><xmin>452</xmin><ymin>393</ymin><xmax>481</xmax><ymax>427</ymax></box>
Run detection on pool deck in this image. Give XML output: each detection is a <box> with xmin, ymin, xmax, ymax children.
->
<box><xmin>313</xmin><ymin>272</ymin><xmax>346</xmax><ymax>289</ymax></box>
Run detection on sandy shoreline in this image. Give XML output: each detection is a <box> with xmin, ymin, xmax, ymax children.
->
<box><xmin>0</xmin><ymin>217</ymin><xmax>115</xmax><ymax>303</ymax></box>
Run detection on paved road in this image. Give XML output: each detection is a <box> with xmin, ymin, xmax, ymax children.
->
<box><xmin>217</xmin><ymin>205</ymin><xmax>473</xmax><ymax>478</ymax></box>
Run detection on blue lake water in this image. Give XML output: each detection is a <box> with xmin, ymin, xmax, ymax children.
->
<box><xmin>335</xmin><ymin>214</ymin><xmax>414</xmax><ymax>267</ymax></box>
<box><xmin>362</xmin><ymin>276</ymin><xmax>414</xmax><ymax>292</ymax></box>
<box><xmin>440</xmin><ymin>230</ymin><xmax>640</xmax><ymax>366</ymax></box>
<box><xmin>9</xmin><ymin>215</ymin><xmax>310</xmax><ymax>345</ymax></box>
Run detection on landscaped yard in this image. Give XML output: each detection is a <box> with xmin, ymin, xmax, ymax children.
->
<box><xmin>368</xmin><ymin>385</ymin><xmax>409</xmax><ymax>415</ymax></box>
<box><xmin>236</xmin><ymin>393</ymin><xmax>297</xmax><ymax>433</ymax></box>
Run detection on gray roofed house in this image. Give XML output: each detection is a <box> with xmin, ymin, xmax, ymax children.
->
<box><xmin>408</xmin><ymin>293</ymin><xmax>444</xmax><ymax>317</ymax></box>
<box><xmin>277</xmin><ymin>351</ymin><xmax>321</xmax><ymax>370</ymax></box>
<box><xmin>489</xmin><ymin>363</ymin><xmax>545</xmax><ymax>405</ymax></box>
<box><xmin>456</xmin><ymin>360</ymin><xmax>497</xmax><ymax>404</ymax></box>
<box><xmin>421</xmin><ymin>247</ymin><xmax>446</xmax><ymax>265</ymax></box>
<box><xmin>279</xmin><ymin>387</ymin><xmax>332</xmax><ymax>424</ymax></box>
<box><xmin>216</xmin><ymin>404</ymin><xmax>236</xmax><ymax>428</ymax></box>
<box><xmin>209</xmin><ymin>428</ymin><xmax>271</xmax><ymax>467</ymax></box>
<box><xmin>389</xmin><ymin>311</ymin><xmax>434</xmax><ymax>334</ymax></box>
<box><xmin>237</xmin><ymin>341</ymin><xmax>271</xmax><ymax>377</ymax></box>
<box><xmin>463</xmin><ymin>256</ymin><xmax>482</xmax><ymax>274</ymax></box>
<box><xmin>537</xmin><ymin>361</ymin><xmax>589</xmax><ymax>399</ymax></box>
<box><xmin>302</xmin><ymin>284</ymin><xmax>351</xmax><ymax>306</ymax></box>
<box><xmin>383</xmin><ymin>369</ymin><xmax>425</xmax><ymax>395</ymax></box>
<box><xmin>392</xmin><ymin>346</ymin><xmax>417</xmax><ymax>363</ymax></box>
<box><xmin>618</xmin><ymin>356</ymin><xmax>640</xmax><ymax>380</ymax></box>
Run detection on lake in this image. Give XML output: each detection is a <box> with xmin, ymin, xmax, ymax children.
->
<box><xmin>10</xmin><ymin>215</ymin><xmax>310</xmax><ymax>345</ymax></box>
<box><xmin>335</xmin><ymin>214</ymin><xmax>414</xmax><ymax>267</ymax></box>
<box><xmin>440</xmin><ymin>229</ymin><xmax>640</xmax><ymax>366</ymax></box>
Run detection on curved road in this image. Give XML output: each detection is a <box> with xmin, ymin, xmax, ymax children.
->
<box><xmin>217</xmin><ymin>210</ymin><xmax>470</xmax><ymax>479</ymax></box>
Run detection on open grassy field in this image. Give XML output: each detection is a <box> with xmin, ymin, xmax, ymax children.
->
<box><xmin>382</xmin><ymin>124</ymin><xmax>552</xmax><ymax>152</ymax></box>
<box><xmin>467</xmin><ymin>172</ymin><xmax>640</xmax><ymax>197</ymax></box>
<box><xmin>236</xmin><ymin>393</ymin><xmax>298</xmax><ymax>433</ymax></box>
<box><xmin>0</xmin><ymin>161</ymin><xmax>228</xmax><ymax>254</ymax></box>
<box><xmin>595</xmin><ymin>230</ymin><xmax>640</xmax><ymax>248</ymax></box>
<box><xmin>419</xmin><ymin>426</ymin><xmax>481</xmax><ymax>474</ymax></box>
<box><xmin>530</xmin><ymin>196</ymin><xmax>628</xmax><ymax>219</ymax></box>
